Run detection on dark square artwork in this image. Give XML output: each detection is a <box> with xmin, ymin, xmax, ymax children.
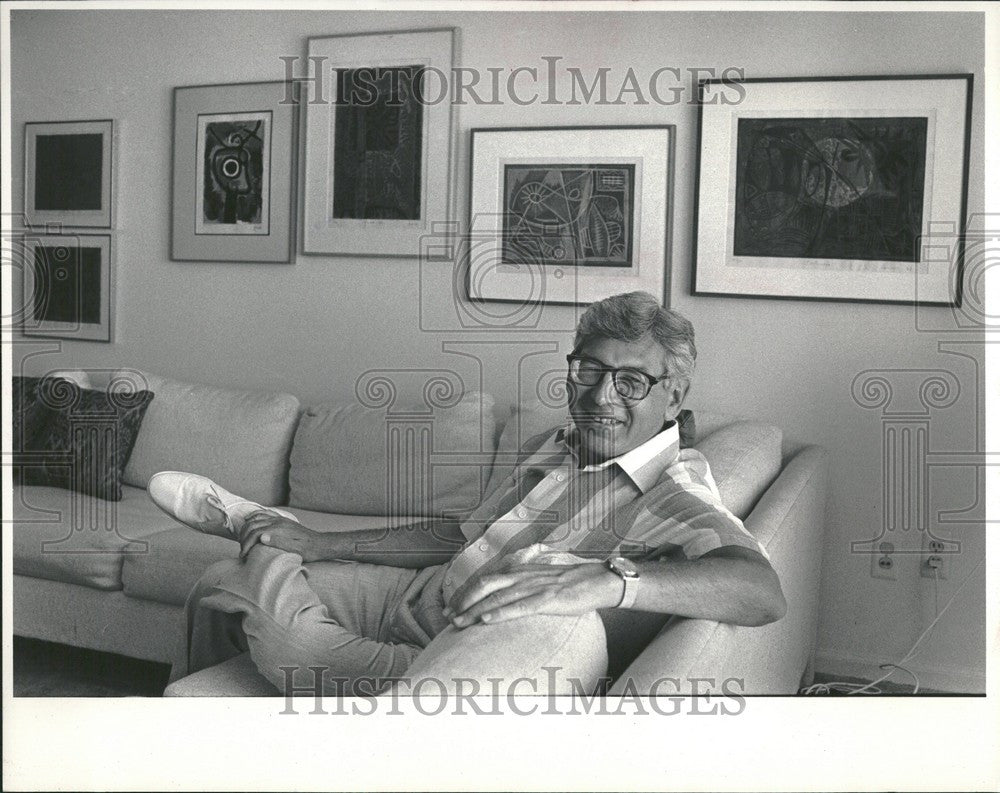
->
<box><xmin>501</xmin><ymin>164</ymin><xmax>635</xmax><ymax>267</ymax></box>
<box><xmin>34</xmin><ymin>133</ymin><xmax>104</xmax><ymax>211</ymax></box>
<box><xmin>202</xmin><ymin>117</ymin><xmax>266</xmax><ymax>225</ymax></box>
<box><xmin>733</xmin><ymin>117</ymin><xmax>928</xmax><ymax>262</ymax></box>
<box><xmin>32</xmin><ymin>244</ymin><xmax>102</xmax><ymax>325</ymax></box>
<box><xmin>333</xmin><ymin>65</ymin><xmax>424</xmax><ymax>220</ymax></box>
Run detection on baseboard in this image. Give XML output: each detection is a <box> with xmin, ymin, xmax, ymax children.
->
<box><xmin>815</xmin><ymin>648</ymin><xmax>985</xmax><ymax>694</ymax></box>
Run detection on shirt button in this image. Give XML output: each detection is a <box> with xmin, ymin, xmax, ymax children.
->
<box><xmin>517</xmin><ymin>508</ymin><xmax>527</xmax><ymax>518</ymax></box>
<box><xmin>445</xmin><ymin>577</ymin><xmax>452</xmax><ymax>585</ymax></box>
<box><xmin>556</xmin><ymin>474</ymin><xmax>565</xmax><ymax>482</ymax></box>
<box><xmin>479</xmin><ymin>543</ymin><xmax>488</xmax><ymax>551</ymax></box>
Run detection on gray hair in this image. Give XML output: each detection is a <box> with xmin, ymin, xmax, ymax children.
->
<box><xmin>573</xmin><ymin>291</ymin><xmax>696</xmax><ymax>380</ymax></box>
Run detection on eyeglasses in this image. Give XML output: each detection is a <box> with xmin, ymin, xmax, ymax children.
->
<box><xmin>565</xmin><ymin>353</ymin><xmax>670</xmax><ymax>403</ymax></box>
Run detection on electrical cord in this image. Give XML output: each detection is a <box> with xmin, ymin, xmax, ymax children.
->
<box><xmin>800</xmin><ymin>556</ymin><xmax>983</xmax><ymax>695</ymax></box>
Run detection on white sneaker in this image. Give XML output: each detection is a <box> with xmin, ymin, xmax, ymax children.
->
<box><xmin>147</xmin><ymin>471</ymin><xmax>299</xmax><ymax>539</ymax></box>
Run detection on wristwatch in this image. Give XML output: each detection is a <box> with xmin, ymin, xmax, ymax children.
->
<box><xmin>606</xmin><ymin>556</ymin><xmax>640</xmax><ymax>609</ymax></box>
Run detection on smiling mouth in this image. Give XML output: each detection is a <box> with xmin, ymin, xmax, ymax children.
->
<box><xmin>580</xmin><ymin>416</ymin><xmax>625</xmax><ymax>427</ymax></box>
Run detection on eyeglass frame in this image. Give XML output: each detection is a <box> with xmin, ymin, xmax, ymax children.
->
<box><xmin>565</xmin><ymin>352</ymin><xmax>672</xmax><ymax>403</ymax></box>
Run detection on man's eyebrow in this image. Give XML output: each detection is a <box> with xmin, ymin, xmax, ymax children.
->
<box><xmin>575</xmin><ymin>354</ymin><xmax>657</xmax><ymax>378</ymax></box>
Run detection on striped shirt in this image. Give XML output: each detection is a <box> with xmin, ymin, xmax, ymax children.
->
<box><xmin>439</xmin><ymin>420</ymin><xmax>766</xmax><ymax>609</ymax></box>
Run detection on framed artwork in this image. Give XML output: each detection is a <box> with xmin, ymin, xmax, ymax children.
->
<box><xmin>24</xmin><ymin>120</ymin><xmax>114</xmax><ymax>228</ymax></box>
<box><xmin>467</xmin><ymin>126</ymin><xmax>673</xmax><ymax>305</ymax></box>
<box><xmin>172</xmin><ymin>81</ymin><xmax>298</xmax><ymax>262</ymax></box>
<box><xmin>302</xmin><ymin>28</ymin><xmax>454</xmax><ymax>256</ymax></box>
<box><xmin>21</xmin><ymin>233</ymin><xmax>113</xmax><ymax>342</ymax></box>
<box><xmin>693</xmin><ymin>74</ymin><xmax>973</xmax><ymax>306</ymax></box>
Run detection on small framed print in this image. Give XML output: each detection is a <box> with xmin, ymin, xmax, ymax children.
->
<box><xmin>22</xmin><ymin>233</ymin><xmax>114</xmax><ymax>342</ymax></box>
<box><xmin>24</xmin><ymin>120</ymin><xmax>114</xmax><ymax>228</ymax></box>
<box><xmin>302</xmin><ymin>28</ymin><xmax>455</xmax><ymax>256</ymax></box>
<box><xmin>467</xmin><ymin>126</ymin><xmax>674</xmax><ymax>305</ymax></box>
<box><xmin>172</xmin><ymin>81</ymin><xmax>298</xmax><ymax>262</ymax></box>
<box><xmin>693</xmin><ymin>74</ymin><xmax>973</xmax><ymax>306</ymax></box>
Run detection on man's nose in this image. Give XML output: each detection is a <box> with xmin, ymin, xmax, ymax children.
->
<box><xmin>590</xmin><ymin>372</ymin><xmax>621</xmax><ymax>406</ymax></box>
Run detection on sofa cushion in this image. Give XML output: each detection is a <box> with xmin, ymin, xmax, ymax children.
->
<box><xmin>685</xmin><ymin>409</ymin><xmax>734</xmax><ymax>443</ymax></box>
<box><xmin>289</xmin><ymin>391</ymin><xmax>495</xmax><ymax>517</ymax></box>
<box><xmin>121</xmin><ymin>527</ymin><xmax>238</xmax><ymax>605</ymax></box>
<box><xmin>122</xmin><ymin>509</ymin><xmax>419</xmax><ymax>606</ymax></box>
<box><xmin>163</xmin><ymin>651</ymin><xmax>278</xmax><ymax>696</ymax></box>
<box><xmin>20</xmin><ymin>380</ymin><xmax>155</xmax><ymax>501</ymax></box>
<box><xmin>693</xmin><ymin>421</ymin><xmax>783</xmax><ymax>520</ymax></box>
<box><xmin>117</xmin><ymin>370</ymin><xmax>300</xmax><ymax>505</ymax></box>
<box><xmin>13</xmin><ymin>484</ymin><xmax>182</xmax><ymax>590</ymax></box>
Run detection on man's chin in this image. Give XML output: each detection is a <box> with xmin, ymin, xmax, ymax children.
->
<box><xmin>576</xmin><ymin>425</ymin><xmax>621</xmax><ymax>463</ymax></box>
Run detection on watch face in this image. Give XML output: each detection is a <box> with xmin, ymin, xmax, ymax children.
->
<box><xmin>611</xmin><ymin>557</ymin><xmax>639</xmax><ymax>577</ymax></box>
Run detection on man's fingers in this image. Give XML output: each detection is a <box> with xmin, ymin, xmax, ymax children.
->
<box><xmin>477</xmin><ymin>593</ymin><xmax>548</xmax><ymax>625</ymax></box>
<box><xmin>239</xmin><ymin>529</ymin><xmax>261</xmax><ymax>558</ymax></box>
<box><xmin>244</xmin><ymin>512</ymin><xmax>278</xmax><ymax>529</ymax></box>
<box><xmin>503</xmin><ymin>563</ymin><xmax>561</xmax><ymax>574</ymax></box>
<box><xmin>239</xmin><ymin>527</ymin><xmax>267</xmax><ymax>558</ymax></box>
<box><xmin>452</xmin><ymin>583</ymin><xmax>540</xmax><ymax>627</ymax></box>
<box><xmin>449</xmin><ymin>571</ymin><xmax>538</xmax><ymax>617</ymax></box>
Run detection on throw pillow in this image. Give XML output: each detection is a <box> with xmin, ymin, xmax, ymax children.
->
<box><xmin>20</xmin><ymin>378</ymin><xmax>155</xmax><ymax>501</ymax></box>
<box><xmin>12</xmin><ymin>377</ymin><xmax>52</xmax><ymax>481</ymax></box>
<box><xmin>677</xmin><ymin>408</ymin><xmax>696</xmax><ymax>449</ymax></box>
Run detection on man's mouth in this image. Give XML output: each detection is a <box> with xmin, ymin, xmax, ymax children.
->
<box><xmin>583</xmin><ymin>416</ymin><xmax>625</xmax><ymax>427</ymax></box>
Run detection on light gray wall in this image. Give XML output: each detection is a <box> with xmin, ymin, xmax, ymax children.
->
<box><xmin>10</xmin><ymin>8</ymin><xmax>986</xmax><ymax>690</ymax></box>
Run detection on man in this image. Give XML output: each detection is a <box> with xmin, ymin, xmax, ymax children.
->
<box><xmin>157</xmin><ymin>291</ymin><xmax>785</xmax><ymax>695</ymax></box>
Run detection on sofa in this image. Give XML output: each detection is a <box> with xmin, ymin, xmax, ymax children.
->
<box><xmin>12</xmin><ymin>368</ymin><xmax>828</xmax><ymax>696</ymax></box>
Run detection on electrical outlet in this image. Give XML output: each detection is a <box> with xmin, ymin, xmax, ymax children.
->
<box><xmin>871</xmin><ymin>540</ymin><xmax>896</xmax><ymax>581</ymax></box>
<box><xmin>920</xmin><ymin>537</ymin><xmax>950</xmax><ymax>580</ymax></box>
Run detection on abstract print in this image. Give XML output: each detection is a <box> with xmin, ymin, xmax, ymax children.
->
<box><xmin>733</xmin><ymin>117</ymin><xmax>928</xmax><ymax>262</ymax></box>
<box><xmin>333</xmin><ymin>65</ymin><xmax>425</xmax><ymax>220</ymax></box>
<box><xmin>501</xmin><ymin>165</ymin><xmax>635</xmax><ymax>267</ymax></box>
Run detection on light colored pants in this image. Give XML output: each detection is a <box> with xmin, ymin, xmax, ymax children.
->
<box><xmin>168</xmin><ymin>544</ymin><xmax>608</xmax><ymax>696</ymax></box>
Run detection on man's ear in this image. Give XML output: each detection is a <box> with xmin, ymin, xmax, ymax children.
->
<box><xmin>662</xmin><ymin>378</ymin><xmax>691</xmax><ymax>422</ymax></box>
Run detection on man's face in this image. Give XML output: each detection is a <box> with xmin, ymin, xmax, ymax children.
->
<box><xmin>567</xmin><ymin>334</ymin><xmax>686</xmax><ymax>465</ymax></box>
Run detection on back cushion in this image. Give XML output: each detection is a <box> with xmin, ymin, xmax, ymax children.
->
<box><xmin>485</xmin><ymin>401</ymin><xmax>569</xmax><ymax>499</ymax></box>
<box><xmin>693</xmin><ymin>421</ymin><xmax>783</xmax><ymax>520</ymax></box>
<box><xmin>289</xmin><ymin>391</ymin><xmax>496</xmax><ymax>517</ymax></box>
<box><xmin>117</xmin><ymin>370</ymin><xmax>300</xmax><ymax>505</ymax></box>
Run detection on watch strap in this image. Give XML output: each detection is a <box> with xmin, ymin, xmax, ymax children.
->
<box><xmin>618</xmin><ymin>574</ymin><xmax>640</xmax><ymax>609</ymax></box>
<box><xmin>607</xmin><ymin>557</ymin><xmax>640</xmax><ymax>609</ymax></box>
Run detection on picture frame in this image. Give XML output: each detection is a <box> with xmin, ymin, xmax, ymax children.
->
<box><xmin>24</xmin><ymin>119</ymin><xmax>114</xmax><ymax>229</ymax></box>
<box><xmin>467</xmin><ymin>126</ymin><xmax>673</xmax><ymax>306</ymax></box>
<box><xmin>171</xmin><ymin>81</ymin><xmax>299</xmax><ymax>262</ymax></box>
<box><xmin>302</xmin><ymin>28</ymin><xmax>455</xmax><ymax>257</ymax></box>
<box><xmin>21</xmin><ymin>233</ymin><xmax>114</xmax><ymax>342</ymax></box>
<box><xmin>692</xmin><ymin>74</ymin><xmax>973</xmax><ymax>306</ymax></box>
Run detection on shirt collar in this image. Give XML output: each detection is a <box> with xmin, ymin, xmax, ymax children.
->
<box><xmin>555</xmin><ymin>420</ymin><xmax>681</xmax><ymax>494</ymax></box>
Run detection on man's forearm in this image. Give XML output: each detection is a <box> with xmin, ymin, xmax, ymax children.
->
<box><xmin>626</xmin><ymin>551</ymin><xmax>786</xmax><ymax>627</ymax></box>
<box><xmin>312</xmin><ymin>519</ymin><xmax>466</xmax><ymax>568</ymax></box>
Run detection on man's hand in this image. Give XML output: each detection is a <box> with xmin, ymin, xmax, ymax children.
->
<box><xmin>446</xmin><ymin>562</ymin><xmax>624</xmax><ymax>628</ymax></box>
<box><xmin>239</xmin><ymin>512</ymin><xmax>329</xmax><ymax>562</ymax></box>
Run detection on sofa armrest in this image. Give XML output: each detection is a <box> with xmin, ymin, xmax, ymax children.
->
<box><xmin>608</xmin><ymin>445</ymin><xmax>829</xmax><ymax>695</ymax></box>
